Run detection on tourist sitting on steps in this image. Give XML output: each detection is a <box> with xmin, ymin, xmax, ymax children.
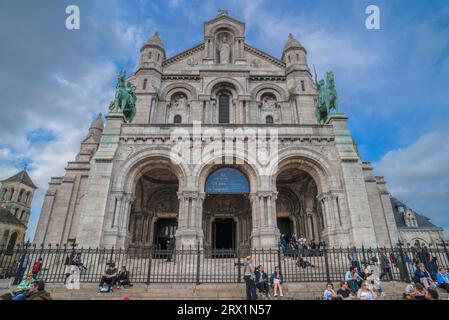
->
<box><xmin>296</xmin><ymin>254</ymin><xmax>316</xmax><ymax>269</ymax></box>
<box><xmin>255</xmin><ymin>264</ymin><xmax>269</xmax><ymax>297</ymax></box>
<box><xmin>11</xmin><ymin>273</ymin><xmax>34</xmax><ymax>300</ymax></box>
<box><xmin>322</xmin><ymin>282</ymin><xmax>338</xmax><ymax>300</ymax></box>
<box><xmin>270</xmin><ymin>266</ymin><xmax>284</xmax><ymax>297</ymax></box>
<box><xmin>413</xmin><ymin>263</ymin><xmax>437</xmax><ymax>289</ymax></box>
<box><xmin>117</xmin><ymin>266</ymin><xmax>133</xmax><ymax>288</ymax></box>
<box><xmin>344</xmin><ymin>266</ymin><xmax>363</xmax><ymax>293</ymax></box>
<box><xmin>25</xmin><ymin>280</ymin><xmax>52</xmax><ymax>300</ymax></box>
<box><xmin>436</xmin><ymin>266</ymin><xmax>449</xmax><ymax>292</ymax></box>
<box><xmin>356</xmin><ymin>281</ymin><xmax>377</xmax><ymax>300</ymax></box>
<box><xmin>337</xmin><ymin>281</ymin><xmax>355</xmax><ymax>300</ymax></box>
<box><xmin>99</xmin><ymin>262</ymin><xmax>118</xmax><ymax>292</ymax></box>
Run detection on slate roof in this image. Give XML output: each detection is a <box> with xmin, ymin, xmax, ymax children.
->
<box><xmin>1</xmin><ymin>170</ymin><xmax>37</xmax><ymax>189</ymax></box>
<box><xmin>390</xmin><ymin>197</ymin><xmax>441</xmax><ymax>230</ymax></box>
<box><xmin>0</xmin><ymin>207</ymin><xmax>25</xmax><ymax>227</ymax></box>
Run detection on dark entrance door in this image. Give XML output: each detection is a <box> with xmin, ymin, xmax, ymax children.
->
<box><xmin>154</xmin><ymin>218</ymin><xmax>177</xmax><ymax>249</ymax></box>
<box><xmin>277</xmin><ymin>217</ymin><xmax>293</xmax><ymax>240</ymax></box>
<box><xmin>214</xmin><ymin>219</ymin><xmax>234</xmax><ymax>249</ymax></box>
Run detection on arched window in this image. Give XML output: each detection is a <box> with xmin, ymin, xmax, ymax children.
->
<box><xmin>1</xmin><ymin>230</ymin><xmax>9</xmax><ymax>247</ymax></box>
<box><xmin>288</xmin><ymin>55</ymin><xmax>291</xmax><ymax>63</ymax></box>
<box><xmin>143</xmin><ymin>79</ymin><xmax>148</xmax><ymax>90</ymax></box>
<box><xmin>266</xmin><ymin>115</ymin><xmax>274</xmax><ymax>124</ymax></box>
<box><xmin>157</xmin><ymin>53</ymin><xmax>160</xmax><ymax>62</ymax></box>
<box><xmin>6</xmin><ymin>232</ymin><xmax>18</xmax><ymax>255</ymax></box>
<box><xmin>9</xmin><ymin>188</ymin><xmax>14</xmax><ymax>201</ymax></box>
<box><xmin>148</xmin><ymin>51</ymin><xmax>152</xmax><ymax>59</ymax></box>
<box><xmin>174</xmin><ymin>115</ymin><xmax>182</xmax><ymax>124</ymax></box>
<box><xmin>296</xmin><ymin>53</ymin><xmax>300</xmax><ymax>61</ymax></box>
<box><xmin>0</xmin><ymin>188</ymin><xmax>6</xmax><ymax>200</ymax></box>
<box><xmin>218</xmin><ymin>94</ymin><xmax>230</xmax><ymax>123</ymax></box>
<box><xmin>18</xmin><ymin>189</ymin><xmax>25</xmax><ymax>203</ymax></box>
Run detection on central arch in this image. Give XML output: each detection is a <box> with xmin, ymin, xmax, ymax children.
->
<box><xmin>201</xmin><ymin>166</ymin><xmax>254</xmax><ymax>250</ymax></box>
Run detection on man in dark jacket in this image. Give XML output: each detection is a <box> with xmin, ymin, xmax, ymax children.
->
<box><xmin>255</xmin><ymin>265</ymin><xmax>269</xmax><ymax>297</ymax></box>
<box><xmin>166</xmin><ymin>235</ymin><xmax>176</xmax><ymax>262</ymax></box>
<box><xmin>25</xmin><ymin>280</ymin><xmax>52</xmax><ymax>300</ymax></box>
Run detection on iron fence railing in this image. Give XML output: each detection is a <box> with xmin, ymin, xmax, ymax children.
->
<box><xmin>1</xmin><ymin>242</ymin><xmax>448</xmax><ymax>285</ymax></box>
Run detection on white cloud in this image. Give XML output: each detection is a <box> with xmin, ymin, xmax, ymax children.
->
<box><xmin>374</xmin><ymin>128</ymin><xmax>449</xmax><ymax>238</ymax></box>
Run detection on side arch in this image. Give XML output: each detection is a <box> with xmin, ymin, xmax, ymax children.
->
<box><xmin>159</xmin><ymin>82</ymin><xmax>198</xmax><ymax>101</ymax></box>
<box><xmin>251</xmin><ymin>83</ymin><xmax>288</xmax><ymax>102</ymax></box>
<box><xmin>269</xmin><ymin>146</ymin><xmax>340</xmax><ymax>194</ymax></box>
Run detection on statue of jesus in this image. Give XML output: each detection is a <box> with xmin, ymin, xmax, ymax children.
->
<box><xmin>218</xmin><ymin>36</ymin><xmax>230</xmax><ymax>64</ymax></box>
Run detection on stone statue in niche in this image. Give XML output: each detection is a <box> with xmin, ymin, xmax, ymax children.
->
<box><xmin>172</xmin><ymin>93</ymin><xmax>188</xmax><ymax>109</ymax></box>
<box><xmin>217</xmin><ymin>35</ymin><xmax>231</xmax><ymax>64</ymax></box>
<box><xmin>261</xmin><ymin>95</ymin><xmax>277</xmax><ymax>110</ymax></box>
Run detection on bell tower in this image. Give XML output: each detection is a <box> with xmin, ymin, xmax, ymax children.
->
<box><xmin>0</xmin><ymin>168</ymin><xmax>37</xmax><ymax>226</ymax></box>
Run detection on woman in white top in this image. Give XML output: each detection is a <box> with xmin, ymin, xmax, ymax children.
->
<box><xmin>357</xmin><ymin>282</ymin><xmax>378</xmax><ymax>300</ymax></box>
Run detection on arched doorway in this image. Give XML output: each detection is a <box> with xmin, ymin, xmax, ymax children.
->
<box><xmin>202</xmin><ymin>167</ymin><xmax>252</xmax><ymax>250</ymax></box>
<box><xmin>276</xmin><ymin>167</ymin><xmax>323</xmax><ymax>246</ymax></box>
<box><xmin>128</xmin><ymin>167</ymin><xmax>179</xmax><ymax>248</ymax></box>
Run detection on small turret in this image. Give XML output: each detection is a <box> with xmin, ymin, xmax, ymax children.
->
<box><xmin>140</xmin><ymin>32</ymin><xmax>166</xmax><ymax>70</ymax></box>
<box><xmin>282</xmin><ymin>34</ymin><xmax>307</xmax><ymax>68</ymax></box>
<box><xmin>88</xmin><ymin>113</ymin><xmax>104</xmax><ymax>143</ymax></box>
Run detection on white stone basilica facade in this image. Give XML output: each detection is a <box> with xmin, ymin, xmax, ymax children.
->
<box><xmin>33</xmin><ymin>11</ymin><xmax>444</xmax><ymax>250</ymax></box>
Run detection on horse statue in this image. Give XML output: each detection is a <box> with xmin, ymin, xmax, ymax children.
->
<box><xmin>314</xmin><ymin>68</ymin><xmax>339</xmax><ymax>124</ymax></box>
<box><xmin>114</xmin><ymin>71</ymin><xmax>137</xmax><ymax>123</ymax></box>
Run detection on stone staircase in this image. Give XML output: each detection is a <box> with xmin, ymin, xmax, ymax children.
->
<box><xmin>1</xmin><ymin>280</ymin><xmax>448</xmax><ymax>300</ymax></box>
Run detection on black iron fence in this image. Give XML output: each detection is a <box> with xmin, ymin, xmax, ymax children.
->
<box><xmin>1</xmin><ymin>242</ymin><xmax>449</xmax><ymax>285</ymax></box>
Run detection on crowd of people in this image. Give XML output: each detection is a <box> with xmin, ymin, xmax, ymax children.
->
<box><xmin>244</xmin><ymin>256</ymin><xmax>285</xmax><ymax>300</ymax></box>
<box><xmin>279</xmin><ymin>234</ymin><xmax>325</xmax><ymax>257</ymax></box>
<box><xmin>321</xmin><ymin>245</ymin><xmax>449</xmax><ymax>300</ymax></box>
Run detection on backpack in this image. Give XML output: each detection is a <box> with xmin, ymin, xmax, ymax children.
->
<box><xmin>100</xmin><ymin>284</ymin><xmax>112</xmax><ymax>293</ymax></box>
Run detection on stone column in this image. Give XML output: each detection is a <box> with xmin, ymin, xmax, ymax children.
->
<box><xmin>250</xmin><ymin>191</ymin><xmax>279</xmax><ymax>248</ymax></box>
<box><xmin>175</xmin><ymin>191</ymin><xmax>204</xmax><ymax>248</ymax></box>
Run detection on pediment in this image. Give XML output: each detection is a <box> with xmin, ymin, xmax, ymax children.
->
<box><xmin>163</xmin><ymin>43</ymin><xmax>205</xmax><ymax>70</ymax></box>
<box><xmin>244</xmin><ymin>44</ymin><xmax>285</xmax><ymax>70</ymax></box>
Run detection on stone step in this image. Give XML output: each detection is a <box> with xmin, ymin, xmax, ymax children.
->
<box><xmin>3</xmin><ymin>281</ymin><xmax>447</xmax><ymax>300</ymax></box>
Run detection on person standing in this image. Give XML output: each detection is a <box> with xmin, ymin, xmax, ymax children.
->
<box><xmin>379</xmin><ymin>249</ymin><xmax>393</xmax><ymax>281</ymax></box>
<box><xmin>244</xmin><ymin>256</ymin><xmax>257</xmax><ymax>300</ymax></box>
<box><xmin>31</xmin><ymin>258</ymin><xmax>43</xmax><ymax>279</ymax></box>
<box><xmin>166</xmin><ymin>235</ymin><xmax>176</xmax><ymax>262</ymax></box>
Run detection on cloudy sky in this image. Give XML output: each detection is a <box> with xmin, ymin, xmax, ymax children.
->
<box><xmin>0</xmin><ymin>0</ymin><xmax>448</xmax><ymax>241</ymax></box>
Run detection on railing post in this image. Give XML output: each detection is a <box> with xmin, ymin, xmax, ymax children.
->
<box><xmin>397</xmin><ymin>241</ymin><xmax>410</xmax><ymax>283</ymax></box>
<box><xmin>237</xmin><ymin>247</ymin><xmax>241</xmax><ymax>283</ymax></box>
<box><xmin>196</xmin><ymin>242</ymin><xmax>201</xmax><ymax>285</ymax></box>
<box><xmin>323</xmin><ymin>242</ymin><xmax>331</xmax><ymax>283</ymax></box>
<box><xmin>14</xmin><ymin>241</ymin><xmax>30</xmax><ymax>285</ymax></box>
<box><xmin>277</xmin><ymin>242</ymin><xmax>282</xmax><ymax>270</ymax></box>
<box><xmin>361</xmin><ymin>245</ymin><xmax>367</xmax><ymax>268</ymax></box>
<box><xmin>146</xmin><ymin>245</ymin><xmax>153</xmax><ymax>285</ymax></box>
<box><xmin>438</xmin><ymin>241</ymin><xmax>449</xmax><ymax>266</ymax></box>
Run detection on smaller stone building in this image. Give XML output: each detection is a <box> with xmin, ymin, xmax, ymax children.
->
<box><xmin>390</xmin><ymin>197</ymin><xmax>445</xmax><ymax>247</ymax></box>
<box><xmin>0</xmin><ymin>169</ymin><xmax>37</xmax><ymax>250</ymax></box>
